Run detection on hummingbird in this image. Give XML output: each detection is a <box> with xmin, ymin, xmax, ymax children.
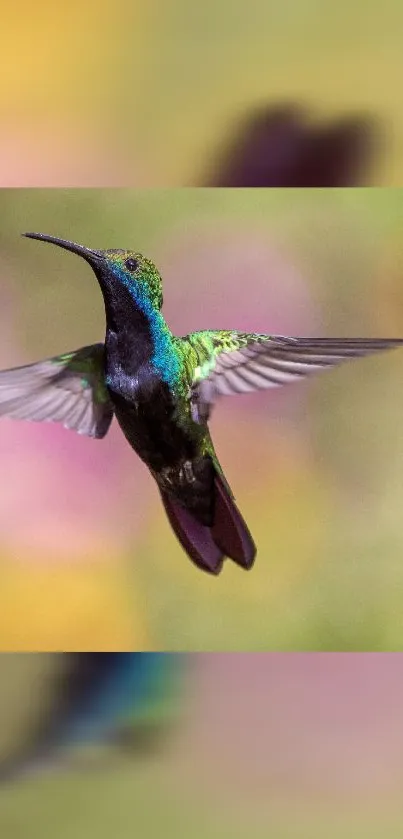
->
<box><xmin>0</xmin><ymin>653</ymin><xmax>183</xmax><ymax>783</ymax></box>
<box><xmin>0</xmin><ymin>232</ymin><xmax>402</xmax><ymax>575</ymax></box>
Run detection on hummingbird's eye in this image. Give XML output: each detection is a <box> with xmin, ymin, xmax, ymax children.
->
<box><xmin>125</xmin><ymin>258</ymin><xmax>139</xmax><ymax>273</ymax></box>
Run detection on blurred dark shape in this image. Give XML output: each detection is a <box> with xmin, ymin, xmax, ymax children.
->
<box><xmin>207</xmin><ymin>104</ymin><xmax>379</xmax><ymax>186</ymax></box>
<box><xmin>0</xmin><ymin>653</ymin><xmax>184</xmax><ymax>783</ymax></box>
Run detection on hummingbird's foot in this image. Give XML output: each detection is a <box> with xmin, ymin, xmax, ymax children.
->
<box><xmin>157</xmin><ymin>461</ymin><xmax>197</xmax><ymax>491</ymax></box>
<box><xmin>158</xmin><ymin>467</ymin><xmax>174</xmax><ymax>489</ymax></box>
<box><xmin>181</xmin><ymin>460</ymin><xmax>196</xmax><ymax>485</ymax></box>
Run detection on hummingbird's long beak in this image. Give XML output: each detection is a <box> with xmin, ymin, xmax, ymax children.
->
<box><xmin>23</xmin><ymin>233</ymin><xmax>104</xmax><ymax>266</ymax></box>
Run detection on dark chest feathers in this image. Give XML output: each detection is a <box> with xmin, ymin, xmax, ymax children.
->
<box><xmin>107</xmin><ymin>363</ymin><xmax>197</xmax><ymax>471</ymax></box>
<box><xmin>104</xmin><ymin>312</ymin><xmax>205</xmax><ymax>475</ymax></box>
<box><xmin>104</xmin><ymin>327</ymin><xmax>213</xmax><ymax>520</ymax></box>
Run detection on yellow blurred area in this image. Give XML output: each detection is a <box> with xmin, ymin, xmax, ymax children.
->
<box><xmin>1</xmin><ymin>2</ymin><xmax>403</xmax><ymax>183</ymax></box>
<box><xmin>1</xmin><ymin>1</ymin><xmax>153</xmax><ymax>117</ymax></box>
<box><xmin>0</xmin><ymin>563</ymin><xmax>147</xmax><ymax>650</ymax></box>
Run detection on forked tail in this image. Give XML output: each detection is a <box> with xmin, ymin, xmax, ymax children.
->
<box><xmin>160</xmin><ymin>471</ymin><xmax>256</xmax><ymax>575</ymax></box>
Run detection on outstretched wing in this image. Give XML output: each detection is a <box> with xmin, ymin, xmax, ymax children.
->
<box><xmin>187</xmin><ymin>331</ymin><xmax>403</xmax><ymax>420</ymax></box>
<box><xmin>0</xmin><ymin>343</ymin><xmax>113</xmax><ymax>438</ymax></box>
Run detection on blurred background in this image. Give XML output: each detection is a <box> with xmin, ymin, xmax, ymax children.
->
<box><xmin>2</xmin><ymin>653</ymin><xmax>403</xmax><ymax>837</ymax></box>
<box><xmin>1</xmin><ymin>1</ymin><xmax>403</xmax><ymax>185</ymax></box>
<box><xmin>1</xmin><ymin>188</ymin><xmax>403</xmax><ymax>650</ymax></box>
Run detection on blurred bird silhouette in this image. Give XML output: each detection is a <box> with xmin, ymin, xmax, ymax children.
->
<box><xmin>206</xmin><ymin>104</ymin><xmax>379</xmax><ymax>186</ymax></box>
<box><xmin>0</xmin><ymin>653</ymin><xmax>184</xmax><ymax>783</ymax></box>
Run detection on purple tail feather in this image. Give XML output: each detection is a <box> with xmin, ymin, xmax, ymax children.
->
<box><xmin>212</xmin><ymin>473</ymin><xmax>256</xmax><ymax>570</ymax></box>
<box><xmin>161</xmin><ymin>492</ymin><xmax>225</xmax><ymax>574</ymax></box>
<box><xmin>161</xmin><ymin>473</ymin><xmax>256</xmax><ymax>574</ymax></box>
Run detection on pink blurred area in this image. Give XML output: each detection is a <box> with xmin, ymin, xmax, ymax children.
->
<box><xmin>0</xmin><ymin>129</ymin><xmax>137</xmax><ymax>188</ymax></box>
<box><xmin>173</xmin><ymin>653</ymin><xmax>403</xmax><ymax>827</ymax></box>
<box><xmin>0</xmin><ymin>282</ymin><xmax>153</xmax><ymax>562</ymax></box>
<box><xmin>160</xmin><ymin>225</ymin><xmax>319</xmax><ymax>334</ymax></box>
<box><xmin>0</xmin><ymin>422</ymin><xmax>148</xmax><ymax>561</ymax></box>
<box><xmin>159</xmin><ymin>223</ymin><xmax>319</xmax><ymax>423</ymax></box>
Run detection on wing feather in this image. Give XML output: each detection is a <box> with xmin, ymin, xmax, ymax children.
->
<box><xmin>188</xmin><ymin>331</ymin><xmax>403</xmax><ymax>418</ymax></box>
<box><xmin>0</xmin><ymin>344</ymin><xmax>113</xmax><ymax>439</ymax></box>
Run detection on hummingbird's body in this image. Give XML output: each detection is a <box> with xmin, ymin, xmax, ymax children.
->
<box><xmin>101</xmin><ymin>278</ymin><xmax>223</xmax><ymax>529</ymax></box>
<box><xmin>1</xmin><ymin>232</ymin><xmax>402</xmax><ymax>575</ymax></box>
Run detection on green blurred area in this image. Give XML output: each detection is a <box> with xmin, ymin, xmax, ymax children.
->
<box><xmin>1</xmin><ymin>189</ymin><xmax>403</xmax><ymax>650</ymax></box>
<box><xmin>1</xmin><ymin>1</ymin><xmax>403</xmax><ymax>183</ymax></box>
<box><xmin>3</xmin><ymin>767</ymin><xmax>403</xmax><ymax>839</ymax></box>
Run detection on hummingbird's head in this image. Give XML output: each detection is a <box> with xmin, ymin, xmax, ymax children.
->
<box><xmin>23</xmin><ymin>233</ymin><xmax>164</xmax><ymax>311</ymax></box>
<box><xmin>99</xmin><ymin>249</ymin><xmax>164</xmax><ymax>310</ymax></box>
